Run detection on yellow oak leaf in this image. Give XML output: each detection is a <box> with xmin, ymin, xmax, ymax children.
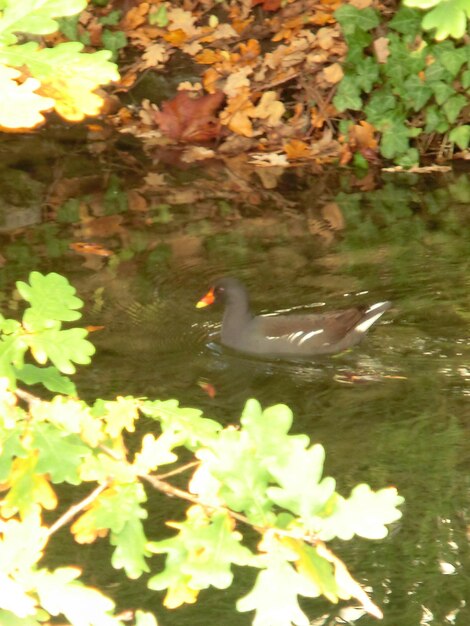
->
<box><xmin>142</xmin><ymin>43</ymin><xmax>169</xmax><ymax>69</ymax></box>
<box><xmin>322</xmin><ymin>63</ymin><xmax>344</xmax><ymax>84</ymax></box>
<box><xmin>164</xmin><ymin>578</ymin><xmax>199</xmax><ymax>609</ymax></box>
<box><xmin>0</xmin><ymin>65</ymin><xmax>54</xmax><ymax>130</ymax></box>
<box><xmin>71</xmin><ymin>507</ymin><xmax>109</xmax><ymax>544</ymax></box>
<box><xmin>220</xmin><ymin>88</ymin><xmax>256</xmax><ymax>137</ymax></box>
<box><xmin>253</xmin><ymin>91</ymin><xmax>285</xmax><ymax>126</ymax></box>
<box><xmin>103</xmin><ymin>396</ymin><xmax>139</xmax><ymax>438</ymax></box>
<box><xmin>223</xmin><ymin>67</ymin><xmax>253</xmax><ymax>98</ymax></box>
<box><xmin>167</xmin><ymin>8</ymin><xmax>200</xmax><ymax>37</ymax></box>
<box><xmin>40</xmin><ymin>75</ymin><xmax>107</xmax><ymax>121</ymax></box>
<box><xmin>1</xmin><ymin>456</ymin><xmax>57</xmax><ymax>518</ymax></box>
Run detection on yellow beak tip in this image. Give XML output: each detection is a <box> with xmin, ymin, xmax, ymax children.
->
<box><xmin>196</xmin><ymin>301</ymin><xmax>208</xmax><ymax>309</ymax></box>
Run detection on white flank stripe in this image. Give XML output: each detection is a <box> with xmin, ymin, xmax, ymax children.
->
<box><xmin>366</xmin><ymin>301</ymin><xmax>387</xmax><ymax>313</ymax></box>
<box><xmin>298</xmin><ymin>329</ymin><xmax>324</xmax><ymax>345</ymax></box>
<box><xmin>355</xmin><ymin>311</ymin><xmax>384</xmax><ymax>333</ymax></box>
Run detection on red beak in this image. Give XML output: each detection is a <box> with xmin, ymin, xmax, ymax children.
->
<box><xmin>196</xmin><ymin>287</ymin><xmax>215</xmax><ymax>308</ymax></box>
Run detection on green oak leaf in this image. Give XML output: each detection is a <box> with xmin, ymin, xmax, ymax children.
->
<box><xmin>111</xmin><ymin>516</ymin><xmax>151</xmax><ymax>579</ymax></box>
<box><xmin>135</xmin><ymin>611</ymin><xmax>158</xmax><ymax>626</ymax></box>
<box><xmin>240</xmin><ymin>400</ymin><xmax>309</xmax><ymax>459</ymax></box>
<box><xmin>0</xmin><ymin>612</ymin><xmax>43</xmax><ymax>626</ymax></box>
<box><xmin>0</xmin><ymin>426</ymin><xmax>26</xmax><ymax>481</ymax></box>
<box><xmin>237</xmin><ymin>555</ymin><xmax>318</xmax><ymax>626</ymax></box>
<box><xmin>149</xmin><ymin>510</ymin><xmax>253</xmax><ymax>591</ymax></box>
<box><xmin>32</xmin><ymin>423</ymin><xmax>90</xmax><ymax>484</ymax></box>
<box><xmin>0</xmin><ymin>0</ymin><xmax>86</xmax><ymax>37</ymax></box>
<box><xmin>421</xmin><ymin>0</ymin><xmax>470</xmax><ymax>40</ymax></box>
<box><xmin>15</xmin><ymin>364</ymin><xmax>76</xmax><ymax>395</ymax></box>
<box><xmin>142</xmin><ymin>399</ymin><xmax>221</xmax><ymax>448</ymax></box>
<box><xmin>0</xmin><ymin>510</ymin><xmax>47</xmax><ymax>573</ymax></box>
<box><xmin>27</xmin><ymin>327</ymin><xmax>95</xmax><ymax>374</ymax></box>
<box><xmin>266</xmin><ymin>444</ymin><xmax>337</xmax><ymax>525</ymax></box>
<box><xmin>33</xmin><ymin>567</ymin><xmax>119</xmax><ymax>625</ymax></box>
<box><xmin>17</xmin><ymin>272</ymin><xmax>83</xmax><ymax>323</ymax></box>
<box><xmin>318</xmin><ymin>484</ymin><xmax>404</xmax><ymax>541</ymax></box>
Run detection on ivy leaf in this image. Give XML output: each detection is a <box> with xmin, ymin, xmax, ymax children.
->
<box><xmin>388</xmin><ymin>7</ymin><xmax>422</xmax><ymax>35</ymax></box>
<box><xmin>442</xmin><ymin>93</ymin><xmax>467</xmax><ymax>123</ymax></box>
<box><xmin>32</xmin><ymin>423</ymin><xmax>90</xmax><ymax>484</ymax></box>
<box><xmin>380</xmin><ymin>122</ymin><xmax>410</xmax><ymax>159</ymax></box>
<box><xmin>449</xmin><ymin>125</ymin><xmax>470</xmax><ymax>149</ymax></box>
<box><xmin>429</xmin><ymin>80</ymin><xmax>456</xmax><ymax>105</ymax></box>
<box><xmin>403</xmin><ymin>75</ymin><xmax>433</xmax><ymax>111</ymax></box>
<box><xmin>27</xmin><ymin>327</ymin><xmax>95</xmax><ymax>374</ymax></box>
<box><xmin>335</xmin><ymin>6</ymin><xmax>380</xmax><ymax>34</ymax></box>
<box><xmin>17</xmin><ymin>271</ymin><xmax>83</xmax><ymax>323</ymax></box>
<box><xmin>15</xmin><ymin>364</ymin><xmax>76</xmax><ymax>395</ymax></box>
<box><xmin>333</xmin><ymin>76</ymin><xmax>362</xmax><ymax>112</ymax></box>
<box><xmin>0</xmin><ymin>0</ymin><xmax>87</xmax><ymax>37</ymax></box>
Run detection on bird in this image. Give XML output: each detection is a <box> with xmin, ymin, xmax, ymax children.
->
<box><xmin>196</xmin><ymin>277</ymin><xmax>391</xmax><ymax>358</ymax></box>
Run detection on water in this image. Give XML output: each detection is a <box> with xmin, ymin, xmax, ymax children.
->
<box><xmin>0</xmin><ymin>138</ymin><xmax>469</xmax><ymax>626</ymax></box>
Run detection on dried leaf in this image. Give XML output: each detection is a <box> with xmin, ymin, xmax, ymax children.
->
<box><xmin>154</xmin><ymin>91</ymin><xmax>225</xmax><ymax>143</ymax></box>
<box><xmin>253</xmin><ymin>91</ymin><xmax>285</xmax><ymax>126</ymax></box>
<box><xmin>142</xmin><ymin>43</ymin><xmax>169</xmax><ymax>69</ymax></box>
<box><xmin>373</xmin><ymin>37</ymin><xmax>390</xmax><ymax>64</ymax></box>
<box><xmin>220</xmin><ymin>89</ymin><xmax>256</xmax><ymax>137</ymax></box>
<box><xmin>322</xmin><ymin>63</ymin><xmax>343</xmax><ymax>84</ymax></box>
<box><xmin>284</xmin><ymin>139</ymin><xmax>311</xmax><ymax>160</ymax></box>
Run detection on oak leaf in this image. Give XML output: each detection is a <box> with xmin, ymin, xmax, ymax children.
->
<box><xmin>252</xmin><ymin>0</ymin><xmax>282</xmax><ymax>11</ymax></box>
<box><xmin>322</xmin><ymin>63</ymin><xmax>344</xmax><ymax>84</ymax></box>
<box><xmin>220</xmin><ymin>89</ymin><xmax>256</xmax><ymax>137</ymax></box>
<box><xmin>167</xmin><ymin>8</ymin><xmax>200</xmax><ymax>37</ymax></box>
<box><xmin>154</xmin><ymin>91</ymin><xmax>225</xmax><ymax>143</ymax></box>
<box><xmin>253</xmin><ymin>91</ymin><xmax>285</xmax><ymax>126</ymax></box>
<box><xmin>0</xmin><ymin>65</ymin><xmax>54</xmax><ymax>130</ymax></box>
<box><xmin>223</xmin><ymin>67</ymin><xmax>253</xmax><ymax>98</ymax></box>
<box><xmin>120</xmin><ymin>2</ymin><xmax>149</xmax><ymax>30</ymax></box>
<box><xmin>142</xmin><ymin>43</ymin><xmax>169</xmax><ymax>69</ymax></box>
<box><xmin>284</xmin><ymin>139</ymin><xmax>311</xmax><ymax>160</ymax></box>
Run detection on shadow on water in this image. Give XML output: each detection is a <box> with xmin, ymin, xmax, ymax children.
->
<box><xmin>1</xmin><ymin>132</ymin><xmax>469</xmax><ymax>626</ymax></box>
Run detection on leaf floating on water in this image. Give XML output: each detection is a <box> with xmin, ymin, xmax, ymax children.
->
<box><xmin>69</xmin><ymin>242</ymin><xmax>113</xmax><ymax>257</ymax></box>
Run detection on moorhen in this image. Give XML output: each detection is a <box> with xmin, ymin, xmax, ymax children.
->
<box><xmin>196</xmin><ymin>277</ymin><xmax>391</xmax><ymax>358</ymax></box>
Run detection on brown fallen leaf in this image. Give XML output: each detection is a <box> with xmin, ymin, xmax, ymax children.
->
<box><xmin>373</xmin><ymin>37</ymin><xmax>390</xmax><ymax>64</ymax></box>
<box><xmin>69</xmin><ymin>242</ymin><xmax>113</xmax><ymax>257</ymax></box>
<box><xmin>322</xmin><ymin>62</ymin><xmax>344</xmax><ymax>84</ymax></box>
<box><xmin>154</xmin><ymin>91</ymin><xmax>225</xmax><ymax>143</ymax></box>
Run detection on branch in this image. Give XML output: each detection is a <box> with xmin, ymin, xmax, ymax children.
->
<box><xmin>46</xmin><ymin>482</ymin><xmax>109</xmax><ymax>536</ymax></box>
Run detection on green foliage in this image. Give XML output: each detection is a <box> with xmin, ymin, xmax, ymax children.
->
<box><xmin>334</xmin><ymin>4</ymin><xmax>470</xmax><ymax>165</ymax></box>
<box><xmin>0</xmin><ymin>271</ymin><xmax>94</xmax><ymax>391</ymax></box>
<box><xmin>0</xmin><ymin>0</ymin><xmax>119</xmax><ymax>128</ymax></box>
<box><xmin>405</xmin><ymin>0</ymin><xmax>470</xmax><ymax>40</ymax></box>
<box><xmin>0</xmin><ymin>273</ymin><xmax>404</xmax><ymax>626</ymax></box>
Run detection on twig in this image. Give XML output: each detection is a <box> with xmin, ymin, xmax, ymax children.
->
<box><xmin>155</xmin><ymin>460</ymin><xmax>200</xmax><ymax>479</ymax></box>
<box><xmin>46</xmin><ymin>482</ymin><xmax>109</xmax><ymax>536</ymax></box>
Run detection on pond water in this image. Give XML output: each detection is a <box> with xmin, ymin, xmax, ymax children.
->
<box><xmin>1</xmin><ymin>134</ymin><xmax>469</xmax><ymax>626</ymax></box>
